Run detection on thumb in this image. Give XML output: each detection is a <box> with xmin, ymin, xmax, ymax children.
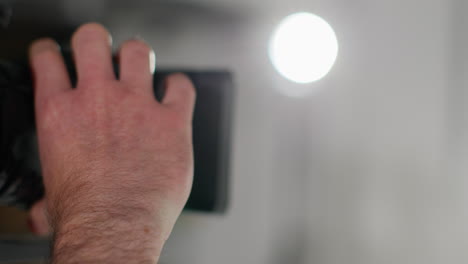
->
<box><xmin>28</xmin><ymin>198</ymin><xmax>51</xmax><ymax>236</ymax></box>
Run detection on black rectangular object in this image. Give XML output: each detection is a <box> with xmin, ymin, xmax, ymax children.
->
<box><xmin>0</xmin><ymin>52</ymin><xmax>234</xmax><ymax>213</ymax></box>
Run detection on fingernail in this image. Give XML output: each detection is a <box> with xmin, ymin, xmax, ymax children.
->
<box><xmin>132</xmin><ymin>35</ymin><xmax>156</xmax><ymax>74</ymax></box>
<box><xmin>30</xmin><ymin>38</ymin><xmax>59</xmax><ymax>55</ymax></box>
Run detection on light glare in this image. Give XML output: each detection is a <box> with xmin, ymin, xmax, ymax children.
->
<box><xmin>269</xmin><ymin>12</ymin><xmax>339</xmax><ymax>84</ymax></box>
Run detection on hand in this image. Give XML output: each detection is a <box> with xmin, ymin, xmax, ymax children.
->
<box><xmin>29</xmin><ymin>23</ymin><xmax>196</xmax><ymax>263</ymax></box>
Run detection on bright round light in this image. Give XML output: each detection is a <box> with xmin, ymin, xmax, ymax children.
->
<box><xmin>269</xmin><ymin>12</ymin><xmax>339</xmax><ymax>84</ymax></box>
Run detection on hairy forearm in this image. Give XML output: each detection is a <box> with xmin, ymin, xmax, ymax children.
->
<box><xmin>51</xmin><ymin>209</ymin><xmax>165</xmax><ymax>264</ymax></box>
<box><xmin>46</xmin><ymin>169</ymin><xmax>182</xmax><ymax>263</ymax></box>
<box><xmin>48</xmin><ymin>189</ymin><xmax>168</xmax><ymax>264</ymax></box>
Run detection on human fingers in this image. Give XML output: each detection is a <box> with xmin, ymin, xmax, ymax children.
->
<box><xmin>29</xmin><ymin>38</ymin><xmax>72</xmax><ymax>105</ymax></box>
<box><xmin>162</xmin><ymin>73</ymin><xmax>196</xmax><ymax>121</ymax></box>
<box><xmin>27</xmin><ymin>199</ymin><xmax>51</xmax><ymax>236</ymax></box>
<box><xmin>71</xmin><ymin>23</ymin><xmax>115</xmax><ymax>84</ymax></box>
<box><xmin>118</xmin><ymin>39</ymin><xmax>155</xmax><ymax>93</ymax></box>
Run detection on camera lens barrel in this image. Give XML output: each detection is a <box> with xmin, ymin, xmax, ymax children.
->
<box><xmin>0</xmin><ymin>59</ymin><xmax>44</xmax><ymax>209</ymax></box>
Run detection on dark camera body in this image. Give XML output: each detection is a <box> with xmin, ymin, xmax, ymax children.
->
<box><xmin>0</xmin><ymin>53</ymin><xmax>233</xmax><ymax>213</ymax></box>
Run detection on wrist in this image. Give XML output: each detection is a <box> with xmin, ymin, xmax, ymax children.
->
<box><xmin>52</xmin><ymin>207</ymin><xmax>166</xmax><ymax>264</ymax></box>
<box><xmin>46</xmin><ymin>174</ymin><xmax>183</xmax><ymax>263</ymax></box>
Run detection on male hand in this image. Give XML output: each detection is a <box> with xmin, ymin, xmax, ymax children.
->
<box><xmin>29</xmin><ymin>23</ymin><xmax>196</xmax><ymax>263</ymax></box>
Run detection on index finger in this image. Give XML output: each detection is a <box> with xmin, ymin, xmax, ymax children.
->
<box><xmin>29</xmin><ymin>38</ymin><xmax>72</xmax><ymax>102</ymax></box>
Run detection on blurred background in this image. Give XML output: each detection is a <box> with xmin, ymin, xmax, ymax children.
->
<box><xmin>1</xmin><ymin>0</ymin><xmax>467</xmax><ymax>263</ymax></box>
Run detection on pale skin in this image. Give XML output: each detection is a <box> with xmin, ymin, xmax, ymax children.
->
<box><xmin>26</xmin><ymin>23</ymin><xmax>196</xmax><ymax>263</ymax></box>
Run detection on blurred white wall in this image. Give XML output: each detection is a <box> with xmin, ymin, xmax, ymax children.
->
<box><xmin>99</xmin><ymin>0</ymin><xmax>466</xmax><ymax>262</ymax></box>
<box><xmin>303</xmin><ymin>0</ymin><xmax>461</xmax><ymax>263</ymax></box>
